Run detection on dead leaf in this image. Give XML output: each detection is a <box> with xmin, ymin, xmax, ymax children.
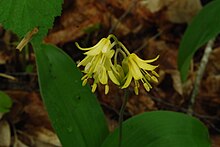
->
<box><xmin>166</xmin><ymin>0</ymin><xmax>202</xmax><ymax>23</ymax></box>
<box><xmin>143</xmin><ymin>0</ymin><xmax>202</xmax><ymax>23</ymax></box>
<box><xmin>166</xmin><ymin>70</ymin><xmax>183</xmax><ymax>95</ymax></box>
<box><xmin>211</xmin><ymin>135</ymin><xmax>220</xmax><ymax>147</ymax></box>
<box><xmin>204</xmin><ymin>75</ymin><xmax>220</xmax><ymax>94</ymax></box>
<box><xmin>0</xmin><ymin>120</ymin><xmax>11</xmax><ymax>146</ymax></box>
<box><xmin>33</xmin><ymin>127</ymin><xmax>61</xmax><ymax>147</ymax></box>
<box><xmin>142</xmin><ymin>0</ymin><xmax>173</xmax><ymax>13</ymax></box>
<box><xmin>13</xmin><ymin>139</ymin><xmax>29</xmax><ymax>147</ymax></box>
<box><xmin>127</xmin><ymin>94</ymin><xmax>157</xmax><ymax>115</ymax></box>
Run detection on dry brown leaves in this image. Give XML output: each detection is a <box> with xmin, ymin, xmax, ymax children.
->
<box><xmin>0</xmin><ymin>91</ymin><xmax>61</xmax><ymax>147</ymax></box>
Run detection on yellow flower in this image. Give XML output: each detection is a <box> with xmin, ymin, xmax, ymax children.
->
<box><xmin>121</xmin><ymin>53</ymin><xmax>159</xmax><ymax>95</ymax></box>
<box><xmin>76</xmin><ymin>37</ymin><xmax>120</xmax><ymax>94</ymax></box>
<box><xmin>76</xmin><ymin>34</ymin><xmax>159</xmax><ymax>95</ymax></box>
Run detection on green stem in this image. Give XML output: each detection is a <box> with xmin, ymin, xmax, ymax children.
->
<box><xmin>118</xmin><ymin>42</ymin><xmax>130</xmax><ymax>55</ymax></box>
<box><xmin>118</xmin><ymin>89</ymin><xmax>129</xmax><ymax>147</ymax></box>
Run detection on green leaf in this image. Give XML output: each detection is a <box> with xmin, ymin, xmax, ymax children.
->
<box><xmin>0</xmin><ymin>91</ymin><xmax>12</xmax><ymax>113</ymax></box>
<box><xmin>178</xmin><ymin>0</ymin><xmax>220</xmax><ymax>82</ymax></box>
<box><xmin>102</xmin><ymin>111</ymin><xmax>210</xmax><ymax>147</ymax></box>
<box><xmin>33</xmin><ymin>43</ymin><xmax>109</xmax><ymax>147</ymax></box>
<box><xmin>0</xmin><ymin>0</ymin><xmax>63</xmax><ymax>40</ymax></box>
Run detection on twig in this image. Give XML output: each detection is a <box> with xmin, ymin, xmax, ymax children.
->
<box><xmin>108</xmin><ymin>0</ymin><xmax>137</xmax><ymax>34</ymax></box>
<box><xmin>16</xmin><ymin>27</ymin><xmax>38</xmax><ymax>51</ymax></box>
<box><xmin>0</xmin><ymin>73</ymin><xmax>16</xmax><ymax>80</ymax></box>
<box><xmin>188</xmin><ymin>38</ymin><xmax>215</xmax><ymax>114</ymax></box>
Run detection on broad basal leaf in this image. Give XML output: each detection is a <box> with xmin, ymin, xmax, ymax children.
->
<box><xmin>102</xmin><ymin>111</ymin><xmax>210</xmax><ymax>147</ymax></box>
<box><xmin>0</xmin><ymin>91</ymin><xmax>12</xmax><ymax>113</ymax></box>
<box><xmin>33</xmin><ymin>43</ymin><xmax>109</xmax><ymax>147</ymax></box>
<box><xmin>178</xmin><ymin>0</ymin><xmax>220</xmax><ymax>82</ymax></box>
<box><xmin>0</xmin><ymin>0</ymin><xmax>63</xmax><ymax>40</ymax></box>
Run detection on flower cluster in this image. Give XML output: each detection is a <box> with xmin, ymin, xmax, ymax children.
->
<box><xmin>76</xmin><ymin>34</ymin><xmax>159</xmax><ymax>95</ymax></box>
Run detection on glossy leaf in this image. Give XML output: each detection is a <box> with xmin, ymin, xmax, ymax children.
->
<box><xmin>102</xmin><ymin>111</ymin><xmax>210</xmax><ymax>147</ymax></box>
<box><xmin>33</xmin><ymin>43</ymin><xmax>109</xmax><ymax>147</ymax></box>
<box><xmin>178</xmin><ymin>0</ymin><xmax>220</xmax><ymax>82</ymax></box>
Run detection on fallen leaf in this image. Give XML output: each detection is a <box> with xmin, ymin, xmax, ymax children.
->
<box><xmin>166</xmin><ymin>0</ymin><xmax>202</xmax><ymax>23</ymax></box>
<box><xmin>143</xmin><ymin>0</ymin><xmax>202</xmax><ymax>23</ymax></box>
<box><xmin>166</xmin><ymin>70</ymin><xmax>183</xmax><ymax>95</ymax></box>
<box><xmin>0</xmin><ymin>120</ymin><xmax>11</xmax><ymax>146</ymax></box>
<box><xmin>32</xmin><ymin>127</ymin><xmax>61</xmax><ymax>147</ymax></box>
<box><xmin>13</xmin><ymin>139</ymin><xmax>29</xmax><ymax>147</ymax></box>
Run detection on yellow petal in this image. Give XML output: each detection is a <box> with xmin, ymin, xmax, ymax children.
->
<box><xmin>84</xmin><ymin>46</ymin><xmax>103</xmax><ymax>56</ymax></box>
<box><xmin>116</xmin><ymin>64</ymin><xmax>125</xmax><ymax>79</ymax></box>
<box><xmin>85</xmin><ymin>39</ymin><xmax>110</xmax><ymax>56</ymax></box>
<box><xmin>101</xmin><ymin>40</ymin><xmax>111</xmax><ymax>53</ymax></box>
<box><xmin>108</xmin><ymin>70</ymin><xmax>120</xmax><ymax>85</ymax></box>
<box><xmin>122</xmin><ymin>72</ymin><xmax>132</xmax><ymax>89</ymax></box>
<box><xmin>75</xmin><ymin>38</ymin><xmax>106</xmax><ymax>51</ymax></box>
<box><xmin>105</xmin><ymin>50</ymin><xmax>115</xmax><ymax>58</ymax></box>
<box><xmin>131</xmin><ymin>53</ymin><xmax>159</xmax><ymax>70</ymax></box>
<box><xmin>129</xmin><ymin>59</ymin><xmax>143</xmax><ymax>80</ymax></box>
<box><xmin>132</xmin><ymin>53</ymin><xmax>159</xmax><ymax>63</ymax></box>
<box><xmin>99</xmin><ymin>67</ymin><xmax>108</xmax><ymax>84</ymax></box>
<box><xmin>85</xmin><ymin>62</ymin><xmax>93</xmax><ymax>73</ymax></box>
<box><xmin>137</xmin><ymin>62</ymin><xmax>158</xmax><ymax>71</ymax></box>
<box><xmin>77</xmin><ymin>56</ymin><xmax>93</xmax><ymax>67</ymax></box>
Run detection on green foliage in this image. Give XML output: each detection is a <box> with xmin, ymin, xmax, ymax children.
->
<box><xmin>0</xmin><ymin>91</ymin><xmax>12</xmax><ymax>113</ymax></box>
<box><xmin>102</xmin><ymin>111</ymin><xmax>211</xmax><ymax>147</ymax></box>
<box><xmin>178</xmin><ymin>0</ymin><xmax>220</xmax><ymax>82</ymax></box>
<box><xmin>0</xmin><ymin>0</ymin><xmax>63</xmax><ymax>41</ymax></box>
<box><xmin>32</xmin><ymin>43</ymin><xmax>109</xmax><ymax>147</ymax></box>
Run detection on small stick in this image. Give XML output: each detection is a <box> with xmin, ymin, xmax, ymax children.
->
<box><xmin>188</xmin><ymin>38</ymin><xmax>215</xmax><ymax>114</ymax></box>
<box><xmin>16</xmin><ymin>27</ymin><xmax>39</xmax><ymax>51</ymax></box>
<box><xmin>0</xmin><ymin>73</ymin><xmax>16</xmax><ymax>80</ymax></box>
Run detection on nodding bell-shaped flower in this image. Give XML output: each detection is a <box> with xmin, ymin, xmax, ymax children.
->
<box><xmin>121</xmin><ymin>53</ymin><xmax>159</xmax><ymax>95</ymax></box>
<box><xmin>76</xmin><ymin>34</ymin><xmax>159</xmax><ymax>95</ymax></box>
<box><xmin>76</xmin><ymin>37</ymin><xmax>120</xmax><ymax>94</ymax></box>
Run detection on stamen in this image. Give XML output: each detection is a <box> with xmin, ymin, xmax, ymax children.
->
<box><xmin>105</xmin><ymin>85</ymin><xmax>109</xmax><ymax>94</ymax></box>
<box><xmin>92</xmin><ymin>83</ymin><xmax>97</xmax><ymax>93</ymax></box>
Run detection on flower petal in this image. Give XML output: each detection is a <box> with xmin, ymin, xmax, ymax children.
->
<box><xmin>122</xmin><ymin>72</ymin><xmax>132</xmax><ymax>89</ymax></box>
<box><xmin>77</xmin><ymin>56</ymin><xmax>93</xmax><ymax>67</ymax></box>
<box><xmin>136</xmin><ymin>61</ymin><xmax>158</xmax><ymax>71</ymax></box>
<box><xmin>108</xmin><ymin>70</ymin><xmax>120</xmax><ymax>85</ymax></box>
<box><xmin>75</xmin><ymin>38</ymin><xmax>106</xmax><ymax>51</ymax></box>
<box><xmin>132</xmin><ymin>53</ymin><xmax>159</xmax><ymax>63</ymax></box>
<box><xmin>131</xmin><ymin>53</ymin><xmax>159</xmax><ymax>71</ymax></box>
<box><xmin>99</xmin><ymin>67</ymin><xmax>108</xmax><ymax>84</ymax></box>
<box><xmin>85</xmin><ymin>39</ymin><xmax>110</xmax><ymax>56</ymax></box>
<box><xmin>129</xmin><ymin>59</ymin><xmax>143</xmax><ymax>80</ymax></box>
